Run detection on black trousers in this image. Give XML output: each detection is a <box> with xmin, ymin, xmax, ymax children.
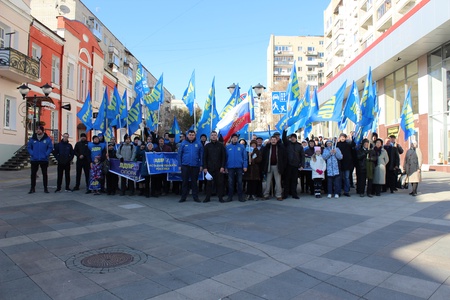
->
<box><xmin>106</xmin><ymin>171</ymin><xmax>118</xmax><ymax>194</ymax></box>
<box><xmin>385</xmin><ymin>169</ymin><xmax>397</xmax><ymax>192</ymax></box>
<box><xmin>181</xmin><ymin>165</ymin><xmax>199</xmax><ymax>201</ymax></box>
<box><xmin>283</xmin><ymin>165</ymin><xmax>299</xmax><ymax>197</ymax></box>
<box><xmin>205</xmin><ymin>169</ymin><xmax>224</xmax><ymax>201</ymax></box>
<box><xmin>121</xmin><ymin>177</ymin><xmax>135</xmax><ymax>193</ymax></box>
<box><xmin>56</xmin><ymin>163</ymin><xmax>71</xmax><ymax>190</ymax></box>
<box><xmin>75</xmin><ymin>160</ymin><xmax>90</xmax><ymax>190</ymax></box>
<box><xmin>30</xmin><ymin>161</ymin><xmax>48</xmax><ymax>189</ymax></box>
<box><xmin>356</xmin><ymin>168</ymin><xmax>373</xmax><ymax>195</ymax></box>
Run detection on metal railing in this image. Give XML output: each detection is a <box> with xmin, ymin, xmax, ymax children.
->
<box><xmin>0</xmin><ymin>47</ymin><xmax>40</xmax><ymax>79</ymax></box>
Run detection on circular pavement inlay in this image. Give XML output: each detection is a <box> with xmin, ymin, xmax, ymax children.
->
<box><xmin>66</xmin><ymin>245</ymin><xmax>147</xmax><ymax>274</ymax></box>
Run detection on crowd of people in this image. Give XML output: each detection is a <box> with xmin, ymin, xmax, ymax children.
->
<box><xmin>26</xmin><ymin>125</ymin><xmax>424</xmax><ymax>201</ymax></box>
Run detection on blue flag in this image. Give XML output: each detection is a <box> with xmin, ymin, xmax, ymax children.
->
<box><xmin>182</xmin><ymin>70</ymin><xmax>195</xmax><ymax>115</ymax></box>
<box><xmin>341</xmin><ymin>81</ymin><xmax>361</xmax><ymax>126</ymax></box>
<box><xmin>143</xmin><ymin>73</ymin><xmax>164</xmax><ymax>110</ymax></box>
<box><xmin>360</xmin><ymin>67</ymin><xmax>375</xmax><ymax>127</ymax></box>
<box><xmin>170</xmin><ymin>116</ymin><xmax>181</xmax><ymax>143</ymax></box>
<box><xmin>105</xmin><ymin>126</ymin><xmax>114</xmax><ymax>142</ymax></box>
<box><xmin>77</xmin><ymin>91</ymin><xmax>93</xmax><ymax>132</ymax></box>
<box><xmin>287</xmin><ymin>86</ymin><xmax>310</xmax><ymax>127</ymax></box>
<box><xmin>127</xmin><ymin>94</ymin><xmax>142</xmax><ymax>136</ymax></box>
<box><xmin>286</xmin><ymin>61</ymin><xmax>300</xmax><ymax>116</ymax></box>
<box><xmin>134</xmin><ymin>63</ymin><xmax>150</xmax><ymax>97</ymax></box>
<box><xmin>400</xmin><ymin>88</ymin><xmax>415</xmax><ymax>141</ymax></box>
<box><xmin>92</xmin><ymin>89</ymin><xmax>108</xmax><ymax>134</ymax></box>
<box><xmin>118</xmin><ymin>90</ymin><xmax>128</xmax><ymax>128</ymax></box>
<box><xmin>145</xmin><ymin>109</ymin><xmax>157</xmax><ymax>131</ymax></box>
<box><xmin>197</xmin><ymin>78</ymin><xmax>219</xmax><ymax>138</ymax></box>
<box><xmin>310</xmin><ymin>81</ymin><xmax>346</xmax><ymax>122</ymax></box>
<box><xmin>219</xmin><ymin>83</ymin><xmax>239</xmax><ymax>119</ymax></box>
<box><xmin>303</xmin><ymin>88</ymin><xmax>319</xmax><ymax>139</ymax></box>
<box><xmin>276</xmin><ymin>114</ymin><xmax>288</xmax><ymax>132</ymax></box>
<box><xmin>107</xmin><ymin>86</ymin><xmax>120</xmax><ymax>127</ymax></box>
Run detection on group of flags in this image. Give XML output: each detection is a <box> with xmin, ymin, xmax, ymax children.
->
<box><xmin>76</xmin><ymin>62</ymin><xmax>416</xmax><ymax>145</ymax></box>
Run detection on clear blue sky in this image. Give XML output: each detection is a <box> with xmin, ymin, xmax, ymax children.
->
<box><xmin>82</xmin><ymin>0</ymin><xmax>330</xmax><ymax>110</ymax></box>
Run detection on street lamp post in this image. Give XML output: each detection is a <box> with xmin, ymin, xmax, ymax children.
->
<box><xmin>253</xmin><ymin>83</ymin><xmax>266</xmax><ymax>130</ymax></box>
<box><xmin>17</xmin><ymin>83</ymin><xmax>53</xmax><ymax>138</ymax></box>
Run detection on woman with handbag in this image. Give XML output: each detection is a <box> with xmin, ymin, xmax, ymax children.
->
<box><xmin>403</xmin><ymin>141</ymin><xmax>423</xmax><ymax>196</ymax></box>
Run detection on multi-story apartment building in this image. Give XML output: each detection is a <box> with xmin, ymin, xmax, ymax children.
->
<box><xmin>319</xmin><ymin>0</ymin><xmax>450</xmax><ymax>171</ymax></box>
<box><xmin>264</xmin><ymin>35</ymin><xmax>325</xmax><ymax>129</ymax></box>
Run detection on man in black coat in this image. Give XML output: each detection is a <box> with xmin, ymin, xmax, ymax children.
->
<box><xmin>261</xmin><ymin>136</ymin><xmax>288</xmax><ymax>200</ymax></box>
<box><xmin>72</xmin><ymin>133</ymin><xmax>90</xmax><ymax>191</ymax></box>
<box><xmin>282</xmin><ymin>131</ymin><xmax>305</xmax><ymax>199</ymax></box>
<box><xmin>384</xmin><ymin>138</ymin><xmax>400</xmax><ymax>193</ymax></box>
<box><xmin>53</xmin><ymin>133</ymin><xmax>74</xmax><ymax>192</ymax></box>
<box><xmin>203</xmin><ymin>131</ymin><xmax>226</xmax><ymax>203</ymax></box>
<box><xmin>336</xmin><ymin>133</ymin><xmax>355</xmax><ymax>197</ymax></box>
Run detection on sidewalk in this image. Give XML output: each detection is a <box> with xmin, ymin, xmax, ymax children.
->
<box><xmin>1</xmin><ymin>169</ymin><xmax>450</xmax><ymax>299</ymax></box>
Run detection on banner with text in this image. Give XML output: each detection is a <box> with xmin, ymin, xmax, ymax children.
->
<box><xmin>109</xmin><ymin>159</ymin><xmax>144</xmax><ymax>182</ymax></box>
<box><xmin>145</xmin><ymin>152</ymin><xmax>179</xmax><ymax>174</ymax></box>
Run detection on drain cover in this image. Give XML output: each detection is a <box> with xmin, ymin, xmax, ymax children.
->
<box><xmin>66</xmin><ymin>245</ymin><xmax>147</xmax><ymax>274</ymax></box>
<box><xmin>81</xmin><ymin>252</ymin><xmax>134</xmax><ymax>268</ymax></box>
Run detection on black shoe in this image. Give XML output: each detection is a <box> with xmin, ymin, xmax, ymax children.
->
<box><xmin>292</xmin><ymin>196</ymin><xmax>300</xmax><ymax>199</ymax></box>
<box><xmin>203</xmin><ymin>198</ymin><xmax>210</xmax><ymax>203</ymax></box>
<box><xmin>239</xmin><ymin>199</ymin><xmax>246</xmax><ymax>202</ymax></box>
<box><xmin>179</xmin><ymin>199</ymin><xmax>186</xmax><ymax>203</ymax></box>
<box><xmin>72</xmin><ymin>186</ymin><xmax>79</xmax><ymax>191</ymax></box>
<box><xmin>194</xmin><ymin>198</ymin><xmax>201</xmax><ymax>203</ymax></box>
<box><xmin>367</xmin><ymin>193</ymin><xmax>373</xmax><ymax>198</ymax></box>
<box><xmin>376</xmin><ymin>193</ymin><xmax>381</xmax><ymax>196</ymax></box>
<box><xmin>360</xmin><ymin>194</ymin><xmax>365</xmax><ymax>197</ymax></box>
<box><xmin>44</xmin><ymin>189</ymin><xmax>49</xmax><ymax>193</ymax></box>
<box><xmin>85</xmin><ymin>190</ymin><xmax>92</xmax><ymax>194</ymax></box>
<box><xmin>224</xmin><ymin>198</ymin><xmax>232</xmax><ymax>202</ymax></box>
<box><xmin>219</xmin><ymin>199</ymin><xmax>225</xmax><ymax>203</ymax></box>
<box><xmin>343</xmin><ymin>193</ymin><xmax>350</xmax><ymax>197</ymax></box>
<box><xmin>28</xmin><ymin>188</ymin><xmax>35</xmax><ymax>194</ymax></box>
<box><xmin>55</xmin><ymin>189</ymin><xmax>61</xmax><ymax>193</ymax></box>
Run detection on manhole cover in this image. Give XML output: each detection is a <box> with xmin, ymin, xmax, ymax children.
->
<box><xmin>81</xmin><ymin>252</ymin><xmax>133</xmax><ymax>268</ymax></box>
<box><xmin>66</xmin><ymin>245</ymin><xmax>147</xmax><ymax>274</ymax></box>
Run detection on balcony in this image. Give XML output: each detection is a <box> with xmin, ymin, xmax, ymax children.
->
<box><xmin>0</xmin><ymin>47</ymin><xmax>40</xmax><ymax>82</ymax></box>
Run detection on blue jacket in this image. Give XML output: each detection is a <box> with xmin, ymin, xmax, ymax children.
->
<box><xmin>88</xmin><ymin>141</ymin><xmax>106</xmax><ymax>163</ymax></box>
<box><xmin>178</xmin><ymin>138</ymin><xmax>203</xmax><ymax>167</ymax></box>
<box><xmin>226</xmin><ymin>142</ymin><xmax>248</xmax><ymax>169</ymax></box>
<box><xmin>322</xmin><ymin>146</ymin><xmax>343</xmax><ymax>176</ymax></box>
<box><xmin>27</xmin><ymin>133</ymin><xmax>53</xmax><ymax>162</ymax></box>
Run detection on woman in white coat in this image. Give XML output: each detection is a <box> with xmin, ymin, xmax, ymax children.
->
<box><xmin>404</xmin><ymin>141</ymin><xmax>423</xmax><ymax>196</ymax></box>
<box><xmin>310</xmin><ymin>146</ymin><xmax>326</xmax><ymax>198</ymax></box>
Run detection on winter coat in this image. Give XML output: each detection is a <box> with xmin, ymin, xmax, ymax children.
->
<box><xmin>116</xmin><ymin>142</ymin><xmax>136</xmax><ymax>161</ymax></box>
<box><xmin>322</xmin><ymin>146</ymin><xmax>343</xmax><ymax>177</ymax></box>
<box><xmin>284</xmin><ymin>141</ymin><xmax>305</xmax><ymax>168</ymax></box>
<box><xmin>27</xmin><ymin>133</ymin><xmax>53</xmax><ymax>162</ymax></box>
<box><xmin>244</xmin><ymin>148</ymin><xmax>262</xmax><ymax>181</ymax></box>
<box><xmin>155</xmin><ymin>144</ymin><xmax>172</xmax><ymax>153</ymax></box>
<box><xmin>310</xmin><ymin>155</ymin><xmax>326</xmax><ymax>179</ymax></box>
<box><xmin>373</xmin><ymin>147</ymin><xmax>389</xmax><ymax>184</ymax></box>
<box><xmin>53</xmin><ymin>140</ymin><xmax>74</xmax><ymax>165</ymax></box>
<box><xmin>261</xmin><ymin>143</ymin><xmax>288</xmax><ymax>175</ymax></box>
<box><xmin>384</xmin><ymin>145</ymin><xmax>400</xmax><ymax>171</ymax></box>
<box><xmin>336</xmin><ymin>140</ymin><xmax>355</xmax><ymax>171</ymax></box>
<box><xmin>203</xmin><ymin>141</ymin><xmax>226</xmax><ymax>172</ymax></box>
<box><xmin>404</xmin><ymin>147</ymin><xmax>422</xmax><ymax>183</ymax></box>
<box><xmin>74</xmin><ymin>139</ymin><xmax>90</xmax><ymax>164</ymax></box>
<box><xmin>225</xmin><ymin>142</ymin><xmax>248</xmax><ymax>169</ymax></box>
<box><xmin>178</xmin><ymin>138</ymin><xmax>203</xmax><ymax>167</ymax></box>
<box><xmin>356</xmin><ymin>147</ymin><xmax>377</xmax><ymax>179</ymax></box>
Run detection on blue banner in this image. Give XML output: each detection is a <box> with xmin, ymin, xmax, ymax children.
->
<box><xmin>145</xmin><ymin>152</ymin><xmax>179</xmax><ymax>174</ymax></box>
<box><xmin>167</xmin><ymin>172</ymin><xmax>205</xmax><ymax>182</ymax></box>
<box><xmin>109</xmin><ymin>158</ymin><xmax>143</xmax><ymax>182</ymax></box>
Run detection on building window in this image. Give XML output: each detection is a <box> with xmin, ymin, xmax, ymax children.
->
<box><xmin>31</xmin><ymin>43</ymin><xmax>41</xmax><ymax>60</ymax></box>
<box><xmin>298</xmin><ymin>66</ymin><xmax>302</xmax><ymax>72</ymax></box>
<box><xmin>297</xmin><ymin>46</ymin><xmax>302</xmax><ymax>51</ymax></box>
<box><xmin>67</xmin><ymin>62</ymin><xmax>75</xmax><ymax>90</ymax></box>
<box><xmin>4</xmin><ymin>97</ymin><xmax>16</xmax><ymax>130</ymax></box>
<box><xmin>319</xmin><ymin>40</ymin><xmax>324</xmax><ymax>45</ymax></box>
<box><xmin>307</xmin><ymin>46</ymin><xmax>315</xmax><ymax>52</ymax></box>
<box><xmin>307</xmin><ymin>57</ymin><xmax>315</xmax><ymax>61</ymax></box>
<box><xmin>0</xmin><ymin>26</ymin><xmax>5</xmax><ymax>48</ymax></box>
<box><xmin>318</xmin><ymin>52</ymin><xmax>324</xmax><ymax>58</ymax></box>
<box><xmin>94</xmin><ymin>78</ymin><xmax>101</xmax><ymax>103</ymax></box>
<box><xmin>297</xmin><ymin>57</ymin><xmax>303</xmax><ymax>61</ymax></box>
<box><xmin>79</xmin><ymin>67</ymin><xmax>88</xmax><ymax>101</ymax></box>
<box><xmin>66</xmin><ymin>112</ymin><xmax>73</xmax><ymax>136</ymax></box>
<box><xmin>52</xmin><ymin>56</ymin><xmax>60</xmax><ymax>85</ymax></box>
<box><xmin>50</xmin><ymin>111</ymin><xmax>57</xmax><ymax>130</ymax></box>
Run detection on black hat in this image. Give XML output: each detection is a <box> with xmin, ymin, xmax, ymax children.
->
<box><xmin>92</xmin><ymin>135</ymin><xmax>98</xmax><ymax>140</ymax></box>
<box><xmin>108</xmin><ymin>143</ymin><xmax>115</xmax><ymax>147</ymax></box>
<box><xmin>231</xmin><ymin>133</ymin><xmax>238</xmax><ymax>138</ymax></box>
<box><xmin>123</xmin><ymin>134</ymin><xmax>129</xmax><ymax>140</ymax></box>
<box><xmin>389</xmin><ymin>134</ymin><xmax>396</xmax><ymax>138</ymax></box>
<box><xmin>200</xmin><ymin>133</ymin><xmax>207</xmax><ymax>138</ymax></box>
<box><xmin>256</xmin><ymin>137</ymin><xmax>263</xmax><ymax>140</ymax></box>
<box><xmin>362</xmin><ymin>138</ymin><xmax>370</xmax><ymax>145</ymax></box>
<box><xmin>80</xmin><ymin>133</ymin><xmax>87</xmax><ymax>138</ymax></box>
<box><xmin>168</xmin><ymin>133</ymin><xmax>175</xmax><ymax>138</ymax></box>
<box><xmin>38</xmin><ymin>125</ymin><xmax>45</xmax><ymax>131</ymax></box>
<box><xmin>273</xmin><ymin>132</ymin><xmax>281</xmax><ymax>136</ymax></box>
<box><xmin>290</xmin><ymin>133</ymin><xmax>297</xmax><ymax>139</ymax></box>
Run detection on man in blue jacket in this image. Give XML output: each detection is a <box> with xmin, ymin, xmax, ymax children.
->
<box><xmin>53</xmin><ymin>133</ymin><xmax>74</xmax><ymax>192</ymax></box>
<box><xmin>27</xmin><ymin>126</ymin><xmax>53</xmax><ymax>194</ymax></box>
<box><xmin>225</xmin><ymin>133</ymin><xmax>248</xmax><ymax>202</ymax></box>
<box><xmin>178</xmin><ymin>130</ymin><xmax>203</xmax><ymax>203</ymax></box>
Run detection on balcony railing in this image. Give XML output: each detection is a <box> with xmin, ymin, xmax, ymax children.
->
<box><xmin>0</xmin><ymin>47</ymin><xmax>40</xmax><ymax>80</ymax></box>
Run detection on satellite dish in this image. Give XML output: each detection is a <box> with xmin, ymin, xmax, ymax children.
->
<box><xmin>59</xmin><ymin>4</ymin><xmax>70</xmax><ymax>15</ymax></box>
